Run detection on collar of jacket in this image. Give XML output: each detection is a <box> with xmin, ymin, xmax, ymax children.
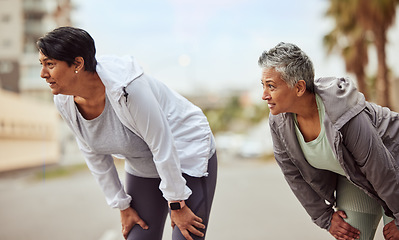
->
<box><xmin>314</xmin><ymin>77</ymin><xmax>366</xmax><ymax>130</ymax></box>
<box><xmin>96</xmin><ymin>55</ymin><xmax>144</xmax><ymax>103</ymax></box>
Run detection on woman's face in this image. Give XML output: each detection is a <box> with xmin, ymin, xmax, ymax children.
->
<box><xmin>39</xmin><ymin>51</ymin><xmax>77</xmax><ymax>95</ymax></box>
<box><xmin>261</xmin><ymin>68</ymin><xmax>298</xmax><ymax>115</ymax></box>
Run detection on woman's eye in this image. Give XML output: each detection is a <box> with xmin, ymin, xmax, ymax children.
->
<box><xmin>261</xmin><ymin>81</ymin><xmax>275</xmax><ymax>90</ymax></box>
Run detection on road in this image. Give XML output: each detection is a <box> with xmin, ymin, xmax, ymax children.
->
<box><xmin>0</xmin><ymin>152</ymin><xmax>385</xmax><ymax>240</ymax></box>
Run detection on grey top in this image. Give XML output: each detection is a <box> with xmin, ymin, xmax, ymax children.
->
<box><xmin>76</xmin><ymin>96</ymin><xmax>158</xmax><ymax>178</ymax></box>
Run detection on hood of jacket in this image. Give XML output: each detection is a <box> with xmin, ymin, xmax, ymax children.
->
<box><xmin>96</xmin><ymin>55</ymin><xmax>144</xmax><ymax>102</ymax></box>
<box><xmin>314</xmin><ymin>77</ymin><xmax>366</xmax><ymax>129</ymax></box>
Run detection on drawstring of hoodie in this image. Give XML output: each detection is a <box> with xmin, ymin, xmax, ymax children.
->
<box><xmin>123</xmin><ymin>87</ymin><xmax>128</xmax><ymax>103</ymax></box>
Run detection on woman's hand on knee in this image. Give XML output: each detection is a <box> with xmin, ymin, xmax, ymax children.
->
<box><xmin>170</xmin><ymin>205</ymin><xmax>205</xmax><ymax>240</ymax></box>
<box><xmin>329</xmin><ymin>211</ymin><xmax>360</xmax><ymax>240</ymax></box>
<box><xmin>383</xmin><ymin>220</ymin><xmax>399</xmax><ymax>240</ymax></box>
<box><xmin>120</xmin><ymin>207</ymin><xmax>149</xmax><ymax>239</ymax></box>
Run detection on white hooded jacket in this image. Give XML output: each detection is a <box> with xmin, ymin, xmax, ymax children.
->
<box><xmin>54</xmin><ymin>55</ymin><xmax>215</xmax><ymax>210</ymax></box>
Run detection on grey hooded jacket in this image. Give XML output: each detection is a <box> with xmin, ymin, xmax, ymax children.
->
<box><xmin>269</xmin><ymin>77</ymin><xmax>399</xmax><ymax>230</ymax></box>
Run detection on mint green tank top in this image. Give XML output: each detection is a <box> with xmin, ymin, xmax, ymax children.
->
<box><xmin>294</xmin><ymin>94</ymin><xmax>345</xmax><ymax>176</ymax></box>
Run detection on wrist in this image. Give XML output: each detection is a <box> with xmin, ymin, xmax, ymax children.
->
<box><xmin>120</xmin><ymin>205</ymin><xmax>131</xmax><ymax>212</ymax></box>
<box><xmin>168</xmin><ymin>200</ymin><xmax>186</xmax><ymax>210</ymax></box>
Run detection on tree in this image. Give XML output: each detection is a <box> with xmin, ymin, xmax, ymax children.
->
<box><xmin>356</xmin><ymin>0</ymin><xmax>398</xmax><ymax>107</ymax></box>
<box><xmin>324</xmin><ymin>0</ymin><xmax>370</xmax><ymax>99</ymax></box>
<box><xmin>324</xmin><ymin>0</ymin><xmax>399</xmax><ymax>107</ymax></box>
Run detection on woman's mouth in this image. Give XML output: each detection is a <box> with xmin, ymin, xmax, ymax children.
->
<box><xmin>48</xmin><ymin>82</ymin><xmax>56</xmax><ymax>88</ymax></box>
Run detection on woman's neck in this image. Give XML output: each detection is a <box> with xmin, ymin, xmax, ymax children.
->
<box><xmin>73</xmin><ymin>72</ymin><xmax>106</xmax><ymax>120</ymax></box>
<box><xmin>295</xmin><ymin>93</ymin><xmax>320</xmax><ymax>142</ymax></box>
<box><xmin>295</xmin><ymin>92</ymin><xmax>318</xmax><ymax>121</ymax></box>
<box><xmin>74</xmin><ymin>72</ymin><xmax>105</xmax><ymax>101</ymax></box>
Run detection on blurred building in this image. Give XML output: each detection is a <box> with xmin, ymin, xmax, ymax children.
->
<box><xmin>0</xmin><ymin>88</ymin><xmax>59</xmax><ymax>172</ymax></box>
<box><xmin>0</xmin><ymin>0</ymin><xmax>72</xmax><ymax>96</ymax></box>
<box><xmin>0</xmin><ymin>0</ymin><xmax>73</xmax><ymax>172</ymax></box>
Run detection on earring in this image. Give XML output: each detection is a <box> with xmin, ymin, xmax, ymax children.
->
<box><xmin>75</xmin><ymin>70</ymin><xmax>78</xmax><ymax>74</ymax></box>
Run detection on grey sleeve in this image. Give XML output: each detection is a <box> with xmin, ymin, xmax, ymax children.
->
<box><xmin>270</xmin><ymin>121</ymin><xmax>335</xmax><ymax>230</ymax></box>
<box><xmin>340</xmin><ymin>111</ymin><xmax>399</xmax><ymax>227</ymax></box>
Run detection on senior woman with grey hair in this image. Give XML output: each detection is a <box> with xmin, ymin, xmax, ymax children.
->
<box><xmin>259</xmin><ymin>42</ymin><xmax>399</xmax><ymax>240</ymax></box>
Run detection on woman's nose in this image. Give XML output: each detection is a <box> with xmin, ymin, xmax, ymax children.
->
<box><xmin>262</xmin><ymin>89</ymin><xmax>271</xmax><ymax>101</ymax></box>
<box><xmin>40</xmin><ymin>67</ymin><xmax>49</xmax><ymax>79</ymax></box>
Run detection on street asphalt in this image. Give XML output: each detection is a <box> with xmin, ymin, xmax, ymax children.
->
<box><xmin>0</xmin><ymin>151</ymin><xmax>385</xmax><ymax>240</ymax></box>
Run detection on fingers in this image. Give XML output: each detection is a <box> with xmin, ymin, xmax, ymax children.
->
<box><xmin>189</xmin><ymin>224</ymin><xmax>205</xmax><ymax>237</ymax></box>
<box><xmin>170</xmin><ymin>206</ymin><xmax>206</xmax><ymax>239</ymax></box>
<box><xmin>122</xmin><ymin>225</ymin><xmax>133</xmax><ymax>239</ymax></box>
<box><xmin>383</xmin><ymin>221</ymin><xmax>399</xmax><ymax>240</ymax></box>
<box><xmin>181</xmin><ymin>229</ymin><xmax>194</xmax><ymax>240</ymax></box>
<box><xmin>137</xmin><ymin>218</ymin><xmax>149</xmax><ymax>230</ymax></box>
<box><xmin>120</xmin><ymin>207</ymin><xmax>149</xmax><ymax>239</ymax></box>
<box><xmin>181</xmin><ymin>223</ymin><xmax>205</xmax><ymax>240</ymax></box>
<box><xmin>329</xmin><ymin>211</ymin><xmax>360</xmax><ymax>240</ymax></box>
<box><xmin>383</xmin><ymin>221</ymin><xmax>392</xmax><ymax>239</ymax></box>
<box><xmin>341</xmin><ymin>223</ymin><xmax>360</xmax><ymax>237</ymax></box>
<box><xmin>194</xmin><ymin>215</ymin><xmax>203</xmax><ymax>223</ymax></box>
<box><xmin>332</xmin><ymin>228</ymin><xmax>360</xmax><ymax>240</ymax></box>
<box><xmin>190</xmin><ymin>215</ymin><xmax>205</xmax><ymax>230</ymax></box>
<box><xmin>192</xmin><ymin>219</ymin><xmax>205</xmax><ymax>230</ymax></box>
<box><xmin>122</xmin><ymin>220</ymin><xmax>149</xmax><ymax>239</ymax></box>
<box><xmin>336</xmin><ymin>210</ymin><xmax>347</xmax><ymax>219</ymax></box>
<box><xmin>335</xmin><ymin>225</ymin><xmax>360</xmax><ymax>239</ymax></box>
<box><xmin>185</xmin><ymin>215</ymin><xmax>205</xmax><ymax>238</ymax></box>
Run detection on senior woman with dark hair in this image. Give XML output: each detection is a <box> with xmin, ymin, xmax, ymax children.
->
<box><xmin>259</xmin><ymin>42</ymin><xmax>399</xmax><ymax>240</ymax></box>
<box><xmin>37</xmin><ymin>26</ymin><xmax>217</xmax><ymax>240</ymax></box>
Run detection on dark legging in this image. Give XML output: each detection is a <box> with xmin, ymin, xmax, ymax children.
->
<box><xmin>125</xmin><ymin>153</ymin><xmax>218</xmax><ymax>240</ymax></box>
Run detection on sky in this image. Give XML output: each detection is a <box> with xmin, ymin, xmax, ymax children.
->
<box><xmin>71</xmin><ymin>0</ymin><xmax>399</xmax><ymax>98</ymax></box>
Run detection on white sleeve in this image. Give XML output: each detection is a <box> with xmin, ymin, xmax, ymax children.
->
<box><xmin>126</xmin><ymin>79</ymin><xmax>192</xmax><ymax>201</ymax></box>
<box><xmin>76</xmin><ymin>137</ymin><xmax>132</xmax><ymax>210</ymax></box>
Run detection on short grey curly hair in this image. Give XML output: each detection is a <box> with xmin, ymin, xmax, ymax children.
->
<box><xmin>258</xmin><ymin>42</ymin><xmax>315</xmax><ymax>93</ymax></box>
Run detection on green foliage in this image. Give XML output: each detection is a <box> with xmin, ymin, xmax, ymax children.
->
<box><xmin>203</xmin><ymin>95</ymin><xmax>269</xmax><ymax>133</ymax></box>
<box><xmin>324</xmin><ymin>0</ymin><xmax>399</xmax><ymax>106</ymax></box>
<box><xmin>34</xmin><ymin>163</ymin><xmax>88</xmax><ymax>180</ymax></box>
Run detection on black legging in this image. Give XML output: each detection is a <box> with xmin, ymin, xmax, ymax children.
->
<box><xmin>125</xmin><ymin>152</ymin><xmax>218</xmax><ymax>240</ymax></box>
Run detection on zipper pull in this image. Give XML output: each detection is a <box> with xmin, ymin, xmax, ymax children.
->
<box><xmin>123</xmin><ymin>87</ymin><xmax>128</xmax><ymax>103</ymax></box>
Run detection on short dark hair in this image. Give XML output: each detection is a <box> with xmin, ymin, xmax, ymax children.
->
<box><xmin>37</xmin><ymin>26</ymin><xmax>97</xmax><ymax>72</ymax></box>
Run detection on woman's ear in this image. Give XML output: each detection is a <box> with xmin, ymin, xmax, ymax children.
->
<box><xmin>295</xmin><ymin>80</ymin><xmax>307</xmax><ymax>97</ymax></box>
<box><xmin>74</xmin><ymin>57</ymin><xmax>85</xmax><ymax>72</ymax></box>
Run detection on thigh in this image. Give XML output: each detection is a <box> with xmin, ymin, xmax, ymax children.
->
<box><xmin>336</xmin><ymin>176</ymin><xmax>382</xmax><ymax>240</ymax></box>
<box><xmin>125</xmin><ymin>173</ymin><xmax>168</xmax><ymax>240</ymax></box>
<box><xmin>172</xmin><ymin>152</ymin><xmax>218</xmax><ymax>240</ymax></box>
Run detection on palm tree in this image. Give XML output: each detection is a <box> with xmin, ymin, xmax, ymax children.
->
<box><xmin>324</xmin><ymin>0</ymin><xmax>399</xmax><ymax>107</ymax></box>
<box><xmin>356</xmin><ymin>0</ymin><xmax>398</xmax><ymax>107</ymax></box>
<box><xmin>324</xmin><ymin>0</ymin><xmax>370</xmax><ymax>99</ymax></box>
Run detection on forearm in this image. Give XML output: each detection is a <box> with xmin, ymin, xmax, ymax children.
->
<box><xmin>83</xmin><ymin>153</ymin><xmax>132</xmax><ymax>209</ymax></box>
